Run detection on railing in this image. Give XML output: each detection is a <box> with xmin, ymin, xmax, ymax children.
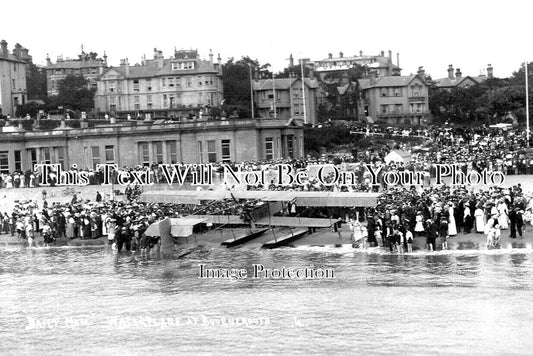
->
<box><xmin>0</xmin><ymin>118</ymin><xmax>294</xmax><ymax>138</ymax></box>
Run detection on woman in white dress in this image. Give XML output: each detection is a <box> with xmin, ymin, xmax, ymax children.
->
<box><xmin>497</xmin><ymin>199</ymin><xmax>509</xmax><ymax>230</ymax></box>
<box><xmin>414</xmin><ymin>212</ymin><xmax>425</xmax><ymax>235</ymax></box>
<box><xmin>448</xmin><ymin>203</ymin><xmax>457</xmax><ymax>236</ymax></box>
<box><xmin>474</xmin><ymin>205</ymin><xmax>485</xmax><ymax>233</ymax></box>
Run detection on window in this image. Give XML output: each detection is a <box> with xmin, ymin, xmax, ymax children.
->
<box><xmin>265</xmin><ymin>137</ymin><xmax>274</xmax><ymax>160</ymax></box>
<box><xmin>416</xmin><ymin>103</ymin><xmax>422</xmax><ymax>113</ymax></box>
<box><xmin>29</xmin><ymin>148</ymin><xmax>37</xmax><ymax>170</ymax></box>
<box><xmin>221</xmin><ymin>139</ymin><xmax>231</xmax><ymax>163</ymax></box>
<box><xmin>207</xmin><ymin>140</ymin><xmax>216</xmax><ymax>163</ymax></box>
<box><xmin>186</xmin><ymin>78</ymin><xmax>192</xmax><ymax>87</ymax></box>
<box><xmin>12</xmin><ymin>79</ymin><xmax>15</xmax><ymax>87</ymax></box>
<box><xmin>394</xmin><ymin>104</ymin><xmax>402</xmax><ymax>114</ymax></box>
<box><xmin>105</xmin><ymin>145</ymin><xmax>115</xmax><ymax>163</ymax></box>
<box><xmin>146</xmin><ymin>79</ymin><xmax>152</xmax><ymax>91</ymax></box>
<box><xmin>153</xmin><ymin>142</ymin><xmax>163</xmax><ymax>164</ymax></box>
<box><xmin>0</xmin><ymin>151</ymin><xmax>8</xmax><ymax>174</ymax></box>
<box><xmin>169</xmin><ymin>78</ymin><xmax>174</xmax><ymax>87</ymax></box>
<box><xmin>394</xmin><ymin>88</ymin><xmax>402</xmax><ymax>97</ymax></box>
<box><xmin>162</xmin><ymin>78</ymin><xmax>166</xmax><ymax>87</ymax></box>
<box><xmin>139</xmin><ymin>142</ymin><xmax>150</xmax><ymax>166</ymax></box>
<box><xmin>147</xmin><ymin>95</ymin><xmax>152</xmax><ymax>110</ymax></box>
<box><xmin>167</xmin><ymin>141</ymin><xmax>177</xmax><ymax>163</ymax></box>
<box><xmin>381</xmin><ymin>105</ymin><xmax>388</xmax><ymax>114</ymax></box>
<box><xmin>198</xmin><ymin>141</ymin><xmax>203</xmax><ymax>163</ymax></box>
<box><xmin>13</xmin><ymin>63</ymin><xmax>16</xmax><ymax>71</ymax></box>
<box><xmin>198</xmin><ymin>76</ymin><xmax>202</xmax><ymax>86</ymax></box>
<box><xmin>134</xmin><ymin>95</ymin><xmax>140</xmax><ymax>110</ymax></box>
<box><xmin>163</xmin><ymin>94</ymin><xmax>168</xmax><ymax>108</ymax></box>
<box><xmin>171</xmin><ymin>62</ymin><xmax>194</xmax><ymax>70</ymax></box>
<box><xmin>133</xmin><ymin>80</ymin><xmax>139</xmax><ymax>92</ymax></box>
<box><xmin>56</xmin><ymin>147</ymin><xmax>65</xmax><ymax>170</ymax></box>
<box><xmin>42</xmin><ymin>147</ymin><xmax>51</xmax><ymax>164</ymax></box>
<box><xmin>381</xmin><ymin>89</ymin><xmax>388</xmax><ymax>97</ymax></box>
<box><xmin>14</xmin><ymin>150</ymin><xmax>22</xmax><ymax>171</ymax></box>
<box><xmin>90</xmin><ymin>146</ymin><xmax>100</xmax><ymax>169</ymax></box>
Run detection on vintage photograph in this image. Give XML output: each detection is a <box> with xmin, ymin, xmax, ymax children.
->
<box><xmin>1</xmin><ymin>0</ymin><xmax>533</xmax><ymax>355</ymax></box>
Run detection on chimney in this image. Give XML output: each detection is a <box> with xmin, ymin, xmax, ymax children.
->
<box><xmin>396</xmin><ymin>52</ymin><xmax>400</xmax><ymax>67</ymax></box>
<box><xmin>13</xmin><ymin>43</ymin><xmax>22</xmax><ymax>60</ymax></box>
<box><xmin>103</xmin><ymin>51</ymin><xmax>108</xmax><ymax>67</ymax></box>
<box><xmin>328</xmin><ymin>53</ymin><xmax>332</xmax><ymax>59</ymax></box>
<box><xmin>388</xmin><ymin>50</ymin><xmax>392</xmax><ymax>59</ymax></box>
<box><xmin>120</xmin><ymin>58</ymin><xmax>130</xmax><ymax>76</ymax></box>
<box><xmin>209</xmin><ymin>49</ymin><xmax>213</xmax><ymax>64</ymax></box>
<box><xmin>46</xmin><ymin>54</ymin><xmax>51</xmax><ymax>66</ymax></box>
<box><xmin>153</xmin><ymin>48</ymin><xmax>164</xmax><ymax>69</ymax></box>
<box><xmin>1</xmin><ymin>40</ymin><xmax>8</xmax><ymax>58</ymax></box>
<box><xmin>217</xmin><ymin>53</ymin><xmax>221</xmax><ymax>65</ymax></box>
<box><xmin>448</xmin><ymin>64</ymin><xmax>454</xmax><ymax>79</ymax></box>
<box><xmin>339</xmin><ymin>51</ymin><xmax>343</xmax><ymax>58</ymax></box>
<box><xmin>380</xmin><ymin>50</ymin><xmax>384</xmax><ymax>57</ymax></box>
<box><xmin>487</xmin><ymin>64</ymin><xmax>493</xmax><ymax>79</ymax></box>
<box><xmin>289</xmin><ymin>53</ymin><xmax>294</xmax><ymax>67</ymax></box>
<box><xmin>455</xmin><ymin>68</ymin><xmax>462</xmax><ymax>79</ymax></box>
<box><xmin>359</xmin><ymin>50</ymin><xmax>363</xmax><ymax>57</ymax></box>
<box><xmin>417</xmin><ymin>66</ymin><xmax>425</xmax><ymax>78</ymax></box>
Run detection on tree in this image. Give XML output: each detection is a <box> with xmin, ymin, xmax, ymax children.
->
<box><xmin>222</xmin><ymin>56</ymin><xmax>271</xmax><ymax>118</ymax></box>
<box><xmin>55</xmin><ymin>74</ymin><xmax>96</xmax><ymax>112</ymax></box>
<box><xmin>315</xmin><ymin>64</ymin><xmax>365</xmax><ymax>121</ymax></box>
<box><xmin>26</xmin><ymin>63</ymin><xmax>47</xmax><ymax>100</ymax></box>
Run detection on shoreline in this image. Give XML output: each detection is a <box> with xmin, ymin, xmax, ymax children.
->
<box><xmin>2</xmin><ymin>224</ymin><xmax>532</xmax><ymax>252</ymax></box>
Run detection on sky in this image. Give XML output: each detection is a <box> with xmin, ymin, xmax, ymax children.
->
<box><xmin>2</xmin><ymin>0</ymin><xmax>531</xmax><ymax>79</ymax></box>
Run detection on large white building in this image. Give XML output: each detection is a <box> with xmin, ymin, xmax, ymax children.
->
<box><xmin>0</xmin><ymin>40</ymin><xmax>31</xmax><ymax>118</ymax></box>
<box><xmin>95</xmin><ymin>49</ymin><xmax>223</xmax><ymax>119</ymax></box>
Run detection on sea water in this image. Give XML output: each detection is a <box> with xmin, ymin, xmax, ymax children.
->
<box><xmin>1</xmin><ymin>244</ymin><xmax>533</xmax><ymax>355</ymax></box>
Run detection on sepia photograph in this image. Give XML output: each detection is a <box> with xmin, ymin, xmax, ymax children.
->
<box><xmin>1</xmin><ymin>0</ymin><xmax>533</xmax><ymax>355</ymax></box>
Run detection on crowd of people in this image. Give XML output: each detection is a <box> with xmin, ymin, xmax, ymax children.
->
<box><xmin>0</xmin><ymin>189</ymin><xmax>264</xmax><ymax>253</ymax></box>
<box><xmin>1</xmin><ymin>123</ymin><xmax>532</xmax><ymax>253</ymax></box>
<box><xmin>347</xmin><ymin>183</ymin><xmax>532</xmax><ymax>252</ymax></box>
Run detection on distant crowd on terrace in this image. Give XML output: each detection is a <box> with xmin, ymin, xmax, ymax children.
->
<box><xmin>1</xmin><ymin>124</ymin><xmax>531</xmax><ymax>191</ymax></box>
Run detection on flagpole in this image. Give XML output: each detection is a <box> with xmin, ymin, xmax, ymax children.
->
<box><xmin>301</xmin><ymin>58</ymin><xmax>307</xmax><ymax>124</ymax></box>
<box><xmin>272</xmin><ymin>72</ymin><xmax>276</xmax><ymax>118</ymax></box>
<box><xmin>526</xmin><ymin>61</ymin><xmax>530</xmax><ymax>148</ymax></box>
<box><xmin>249</xmin><ymin>64</ymin><xmax>255</xmax><ymax>119</ymax></box>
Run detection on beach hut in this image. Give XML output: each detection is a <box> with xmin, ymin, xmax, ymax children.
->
<box><xmin>384</xmin><ymin>150</ymin><xmax>412</xmax><ymax>164</ymax></box>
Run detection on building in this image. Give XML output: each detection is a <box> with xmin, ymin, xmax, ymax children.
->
<box><xmin>433</xmin><ymin>64</ymin><xmax>492</xmax><ymax>90</ymax></box>
<box><xmin>45</xmin><ymin>49</ymin><xmax>107</xmax><ymax>96</ymax></box>
<box><xmin>358</xmin><ymin>68</ymin><xmax>431</xmax><ymax>125</ymax></box>
<box><xmin>95</xmin><ymin>49</ymin><xmax>223</xmax><ymax>120</ymax></box>
<box><xmin>252</xmin><ymin>77</ymin><xmax>319</xmax><ymax>124</ymax></box>
<box><xmin>311</xmin><ymin>50</ymin><xmax>401</xmax><ymax>78</ymax></box>
<box><xmin>0</xmin><ymin>40</ymin><xmax>31</xmax><ymax>118</ymax></box>
<box><xmin>0</xmin><ymin>118</ymin><xmax>304</xmax><ymax>174</ymax></box>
